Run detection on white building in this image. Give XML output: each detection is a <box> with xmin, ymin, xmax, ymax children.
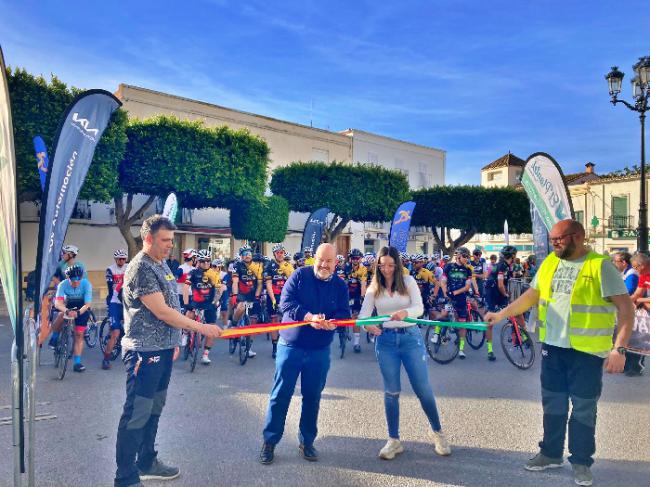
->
<box><xmin>19</xmin><ymin>84</ymin><xmax>445</xmax><ymax>291</ymax></box>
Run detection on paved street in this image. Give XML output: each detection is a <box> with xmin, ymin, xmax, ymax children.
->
<box><xmin>1</xmin><ymin>317</ymin><xmax>649</xmax><ymax>487</ymax></box>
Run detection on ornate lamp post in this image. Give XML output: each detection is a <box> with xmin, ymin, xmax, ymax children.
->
<box><xmin>606</xmin><ymin>57</ymin><xmax>650</xmax><ymax>252</ymax></box>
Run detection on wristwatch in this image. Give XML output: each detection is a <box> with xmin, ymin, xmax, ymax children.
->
<box><xmin>615</xmin><ymin>346</ymin><xmax>627</xmax><ymax>356</ymax></box>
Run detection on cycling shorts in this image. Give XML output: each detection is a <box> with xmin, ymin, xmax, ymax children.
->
<box><xmin>189</xmin><ymin>301</ymin><xmax>217</xmax><ymax>324</ymax></box>
<box><xmin>109</xmin><ymin>303</ymin><xmax>124</xmax><ymax>331</ymax></box>
<box><xmin>486</xmin><ymin>289</ymin><xmax>509</xmax><ymax>312</ymax></box>
<box><xmin>450</xmin><ymin>294</ymin><xmax>468</xmax><ymax>319</ymax></box>
<box><xmin>267</xmin><ymin>294</ymin><xmax>281</xmax><ymax>317</ymax></box>
<box><xmin>237</xmin><ymin>293</ymin><xmax>261</xmax><ymax>317</ymax></box>
<box><xmin>349</xmin><ymin>295</ymin><xmax>363</xmax><ymax>313</ymax></box>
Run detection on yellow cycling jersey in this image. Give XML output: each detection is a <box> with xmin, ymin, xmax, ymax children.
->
<box><xmin>413</xmin><ymin>267</ymin><xmax>437</xmax><ymax>286</ymax></box>
<box><xmin>304</xmin><ymin>257</ymin><xmax>315</xmax><ymax>266</ymax></box>
<box><xmin>204</xmin><ymin>268</ymin><xmax>222</xmax><ymax>286</ymax></box>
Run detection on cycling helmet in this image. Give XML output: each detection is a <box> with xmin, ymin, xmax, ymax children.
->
<box><xmin>196</xmin><ymin>249</ymin><xmax>211</xmax><ymax>262</ymax></box>
<box><xmin>500</xmin><ymin>245</ymin><xmax>518</xmax><ymax>259</ymax></box>
<box><xmin>442</xmin><ymin>255</ymin><xmax>450</xmax><ymax>261</ymax></box>
<box><xmin>293</xmin><ymin>252</ymin><xmax>304</xmax><ymax>261</ymax></box>
<box><xmin>413</xmin><ymin>253</ymin><xmax>426</xmax><ymax>262</ymax></box>
<box><xmin>182</xmin><ymin>248</ymin><xmax>196</xmax><ymax>259</ymax></box>
<box><xmin>399</xmin><ymin>252</ymin><xmax>409</xmax><ymax>262</ymax></box>
<box><xmin>113</xmin><ymin>249</ymin><xmax>127</xmax><ymax>259</ymax></box>
<box><xmin>64</xmin><ymin>264</ymin><xmax>84</xmax><ymax>279</ymax></box>
<box><xmin>211</xmin><ymin>258</ymin><xmax>224</xmax><ymax>267</ymax></box>
<box><xmin>473</xmin><ymin>248</ymin><xmax>482</xmax><ymax>256</ymax></box>
<box><xmin>336</xmin><ymin>255</ymin><xmax>345</xmax><ymax>264</ymax></box>
<box><xmin>239</xmin><ymin>245</ymin><xmax>253</xmax><ymax>256</ymax></box>
<box><xmin>455</xmin><ymin>247</ymin><xmax>471</xmax><ymax>258</ymax></box>
<box><xmin>425</xmin><ymin>262</ymin><xmax>436</xmax><ymax>271</ymax></box>
<box><xmin>62</xmin><ymin>244</ymin><xmax>79</xmax><ymax>256</ymax></box>
<box><xmin>303</xmin><ymin>247</ymin><xmax>313</xmax><ymax>255</ymax></box>
<box><xmin>348</xmin><ymin>248</ymin><xmax>363</xmax><ymax>259</ymax></box>
<box><xmin>272</xmin><ymin>243</ymin><xmax>286</xmax><ymax>254</ymax></box>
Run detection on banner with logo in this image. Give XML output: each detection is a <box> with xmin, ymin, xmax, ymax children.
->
<box><xmin>531</xmin><ymin>203</ymin><xmax>551</xmax><ymax>263</ymax></box>
<box><xmin>389</xmin><ymin>201</ymin><xmax>416</xmax><ymax>252</ymax></box>
<box><xmin>629</xmin><ymin>309</ymin><xmax>650</xmax><ymax>356</ymax></box>
<box><xmin>504</xmin><ymin>220</ymin><xmax>509</xmax><ymax>245</ymax></box>
<box><xmin>35</xmin><ymin>90</ymin><xmax>121</xmax><ymax>305</ymax></box>
<box><xmin>33</xmin><ymin>135</ymin><xmax>49</xmax><ymax>192</ymax></box>
<box><xmin>162</xmin><ymin>192</ymin><xmax>178</xmax><ymax>221</ymax></box>
<box><xmin>521</xmin><ymin>152</ymin><xmax>574</xmax><ymax>232</ymax></box>
<box><xmin>301</xmin><ymin>207</ymin><xmax>329</xmax><ymax>254</ymax></box>
<box><xmin>0</xmin><ymin>46</ymin><xmax>20</xmax><ymax>335</ymax></box>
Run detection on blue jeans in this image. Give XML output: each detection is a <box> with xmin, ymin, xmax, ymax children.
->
<box><xmin>262</xmin><ymin>341</ymin><xmax>330</xmax><ymax>446</ymax></box>
<box><xmin>375</xmin><ymin>326</ymin><xmax>442</xmax><ymax>439</ymax></box>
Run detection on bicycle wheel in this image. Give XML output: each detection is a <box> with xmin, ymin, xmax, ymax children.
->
<box><xmin>425</xmin><ymin>325</ymin><xmax>459</xmax><ymax>364</ymax></box>
<box><xmin>466</xmin><ymin>310</ymin><xmax>486</xmax><ymax>350</ymax></box>
<box><xmin>99</xmin><ymin>316</ymin><xmax>111</xmax><ymax>354</ymax></box>
<box><xmin>500</xmin><ymin>321</ymin><xmax>535</xmax><ymax>370</ymax></box>
<box><xmin>189</xmin><ymin>332</ymin><xmax>200</xmax><ymax>372</ymax></box>
<box><xmin>57</xmin><ymin>328</ymin><xmax>70</xmax><ymax>380</ymax></box>
<box><xmin>84</xmin><ymin>310</ymin><xmax>99</xmax><ymax>348</ymax></box>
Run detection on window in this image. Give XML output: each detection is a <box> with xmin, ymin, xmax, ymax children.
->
<box><xmin>575</xmin><ymin>210</ymin><xmax>584</xmax><ymax>225</ymax></box>
<box><xmin>611</xmin><ymin>195</ymin><xmax>629</xmax><ymax>229</ymax></box>
<box><xmin>71</xmin><ymin>201</ymin><xmax>92</xmax><ymax>220</ymax></box>
<box><xmin>311</xmin><ymin>148</ymin><xmax>329</xmax><ymax>162</ymax></box>
<box><xmin>487</xmin><ymin>171</ymin><xmax>501</xmax><ymax>182</ymax></box>
<box><xmin>364</xmin><ymin>239</ymin><xmax>376</xmax><ymax>254</ymax></box>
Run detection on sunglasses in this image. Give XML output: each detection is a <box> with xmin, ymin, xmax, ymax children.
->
<box><xmin>70</xmin><ymin>277</ymin><xmax>82</xmax><ymax>282</ymax></box>
<box><xmin>241</xmin><ymin>252</ymin><xmax>252</xmax><ymax>256</ymax></box>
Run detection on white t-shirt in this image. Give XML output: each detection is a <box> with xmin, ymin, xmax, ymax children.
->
<box><xmin>358</xmin><ymin>275</ymin><xmax>424</xmax><ymax>328</ymax></box>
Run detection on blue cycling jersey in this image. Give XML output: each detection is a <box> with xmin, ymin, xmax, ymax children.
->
<box><xmin>55</xmin><ymin>278</ymin><xmax>92</xmax><ymax>307</ymax></box>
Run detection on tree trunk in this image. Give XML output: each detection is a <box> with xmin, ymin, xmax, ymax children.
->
<box><xmin>431</xmin><ymin>228</ymin><xmax>477</xmax><ymax>256</ymax></box>
<box><xmin>322</xmin><ymin>215</ymin><xmax>350</xmax><ymax>243</ymax></box>
<box><xmin>114</xmin><ymin>193</ymin><xmax>156</xmax><ymax>259</ymax></box>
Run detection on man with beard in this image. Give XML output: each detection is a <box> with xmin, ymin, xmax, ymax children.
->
<box><xmin>485</xmin><ymin>219</ymin><xmax>633</xmax><ymax>487</ymax></box>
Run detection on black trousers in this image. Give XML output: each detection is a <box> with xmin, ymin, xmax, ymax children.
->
<box><xmin>115</xmin><ymin>349</ymin><xmax>174</xmax><ymax>487</ymax></box>
<box><xmin>539</xmin><ymin>344</ymin><xmax>604</xmax><ymax>467</ymax></box>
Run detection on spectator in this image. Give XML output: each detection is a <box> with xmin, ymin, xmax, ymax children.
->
<box><xmin>612</xmin><ymin>252</ymin><xmax>638</xmax><ymax>295</ymax></box>
<box><xmin>627</xmin><ymin>252</ymin><xmax>650</xmax><ymax>377</ymax></box>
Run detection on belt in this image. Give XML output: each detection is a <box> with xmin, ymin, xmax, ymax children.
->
<box><xmin>381</xmin><ymin>325</ymin><xmax>417</xmax><ymax>334</ymax></box>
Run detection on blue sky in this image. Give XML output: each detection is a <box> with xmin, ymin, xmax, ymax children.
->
<box><xmin>1</xmin><ymin>0</ymin><xmax>648</xmax><ymax>184</ymax></box>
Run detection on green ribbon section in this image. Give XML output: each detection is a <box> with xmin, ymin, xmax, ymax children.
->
<box><xmin>354</xmin><ymin>315</ymin><xmax>488</xmax><ymax>331</ymax></box>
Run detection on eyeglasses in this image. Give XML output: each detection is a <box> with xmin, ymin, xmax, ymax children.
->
<box><xmin>549</xmin><ymin>232</ymin><xmax>575</xmax><ymax>243</ymax></box>
<box><xmin>241</xmin><ymin>252</ymin><xmax>252</xmax><ymax>256</ymax></box>
<box><xmin>70</xmin><ymin>277</ymin><xmax>81</xmax><ymax>282</ymax></box>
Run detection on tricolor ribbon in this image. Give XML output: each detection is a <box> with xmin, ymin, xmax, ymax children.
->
<box><xmin>219</xmin><ymin>315</ymin><xmax>487</xmax><ymax>339</ymax></box>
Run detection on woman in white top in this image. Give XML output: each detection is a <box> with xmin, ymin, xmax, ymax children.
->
<box><xmin>360</xmin><ymin>246</ymin><xmax>451</xmax><ymax>460</ymax></box>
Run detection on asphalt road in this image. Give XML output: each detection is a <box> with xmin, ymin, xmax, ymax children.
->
<box><xmin>1</xmin><ymin>317</ymin><xmax>649</xmax><ymax>487</ymax></box>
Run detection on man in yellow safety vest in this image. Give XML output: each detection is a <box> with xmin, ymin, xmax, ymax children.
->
<box><xmin>485</xmin><ymin>219</ymin><xmax>634</xmax><ymax>487</ymax></box>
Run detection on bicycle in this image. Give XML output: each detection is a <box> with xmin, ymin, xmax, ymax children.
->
<box><xmin>499</xmin><ymin>314</ymin><xmax>535</xmax><ymax>370</ymax></box>
<box><xmin>185</xmin><ymin>308</ymin><xmax>205</xmax><ymax>372</ymax></box>
<box><xmin>425</xmin><ymin>302</ymin><xmax>460</xmax><ymax>364</ymax></box>
<box><xmin>465</xmin><ymin>296</ymin><xmax>486</xmax><ymax>350</ymax></box>
<box><xmin>99</xmin><ymin>314</ymin><xmax>123</xmax><ymax>361</ymax></box>
<box><xmin>53</xmin><ymin>314</ymin><xmax>74</xmax><ymax>380</ymax></box>
<box><xmin>83</xmin><ymin>309</ymin><xmax>99</xmax><ymax>348</ymax></box>
<box><xmin>229</xmin><ymin>301</ymin><xmax>254</xmax><ymax>366</ymax></box>
<box><xmin>337</xmin><ymin>326</ymin><xmax>351</xmax><ymax>359</ymax></box>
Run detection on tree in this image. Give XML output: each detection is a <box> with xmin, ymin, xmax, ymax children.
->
<box><xmin>7</xmin><ymin>68</ymin><xmax>127</xmax><ymax>203</ymax></box>
<box><xmin>270</xmin><ymin>161</ymin><xmax>410</xmax><ymax>242</ymax></box>
<box><xmin>411</xmin><ymin>185</ymin><xmax>531</xmax><ymax>254</ymax></box>
<box><xmin>117</xmin><ymin>116</ymin><xmax>270</xmax><ymax>256</ymax></box>
<box><xmin>231</xmin><ymin>195</ymin><xmax>289</xmax><ymax>243</ymax></box>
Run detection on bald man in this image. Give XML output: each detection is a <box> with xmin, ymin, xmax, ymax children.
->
<box><xmin>486</xmin><ymin>219</ymin><xmax>634</xmax><ymax>486</ymax></box>
<box><xmin>260</xmin><ymin>244</ymin><xmax>351</xmax><ymax>465</ymax></box>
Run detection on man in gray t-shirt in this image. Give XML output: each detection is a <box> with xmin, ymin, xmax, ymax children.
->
<box><xmin>115</xmin><ymin>215</ymin><xmax>222</xmax><ymax>487</ymax></box>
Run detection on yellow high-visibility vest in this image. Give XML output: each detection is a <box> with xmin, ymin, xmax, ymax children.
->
<box><xmin>536</xmin><ymin>251</ymin><xmax>615</xmax><ymax>356</ymax></box>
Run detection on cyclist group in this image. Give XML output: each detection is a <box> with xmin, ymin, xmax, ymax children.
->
<box><xmin>42</xmin><ymin>241</ymin><xmax>525</xmax><ymax>372</ymax></box>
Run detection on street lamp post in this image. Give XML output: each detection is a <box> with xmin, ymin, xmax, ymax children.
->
<box><xmin>606</xmin><ymin>57</ymin><xmax>650</xmax><ymax>252</ymax></box>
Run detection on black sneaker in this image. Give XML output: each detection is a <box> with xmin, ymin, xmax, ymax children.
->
<box><xmin>299</xmin><ymin>444</ymin><xmax>319</xmax><ymax>462</ymax></box>
<box><xmin>353</xmin><ymin>345</ymin><xmax>361</xmax><ymax>353</ymax></box>
<box><xmin>73</xmin><ymin>363</ymin><xmax>86</xmax><ymax>372</ymax></box>
<box><xmin>102</xmin><ymin>359</ymin><xmax>111</xmax><ymax>370</ymax></box>
<box><xmin>138</xmin><ymin>458</ymin><xmax>180</xmax><ymax>481</ymax></box>
<box><xmin>487</xmin><ymin>352</ymin><xmax>496</xmax><ymax>361</ymax></box>
<box><xmin>260</xmin><ymin>442</ymin><xmax>275</xmax><ymax>465</ymax></box>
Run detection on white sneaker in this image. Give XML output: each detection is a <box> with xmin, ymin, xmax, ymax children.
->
<box><xmin>378</xmin><ymin>439</ymin><xmax>404</xmax><ymax>460</ymax></box>
<box><xmin>432</xmin><ymin>431</ymin><xmax>451</xmax><ymax>456</ymax></box>
<box><xmin>248</xmin><ymin>350</ymin><xmax>257</xmax><ymax>358</ymax></box>
<box><xmin>201</xmin><ymin>354</ymin><xmax>211</xmax><ymax>365</ymax></box>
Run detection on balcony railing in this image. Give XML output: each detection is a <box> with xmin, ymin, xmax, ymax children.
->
<box><xmin>608</xmin><ymin>215</ymin><xmax>634</xmax><ymax>229</ymax></box>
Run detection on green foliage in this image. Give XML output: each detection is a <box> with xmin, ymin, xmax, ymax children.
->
<box><xmin>7</xmin><ymin>67</ymin><xmax>126</xmax><ymax>203</ymax></box>
<box><xmin>231</xmin><ymin>195</ymin><xmax>289</xmax><ymax>242</ymax></box>
<box><xmin>411</xmin><ymin>185</ymin><xmax>532</xmax><ymax>233</ymax></box>
<box><xmin>120</xmin><ymin>116</ymin><xmax>269</xmax><ymax>208</ymax></box>
<box><xmin>270</xmin><ymin>161</ymin><xmax>410</xmax><ymax>222</ymax></box>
